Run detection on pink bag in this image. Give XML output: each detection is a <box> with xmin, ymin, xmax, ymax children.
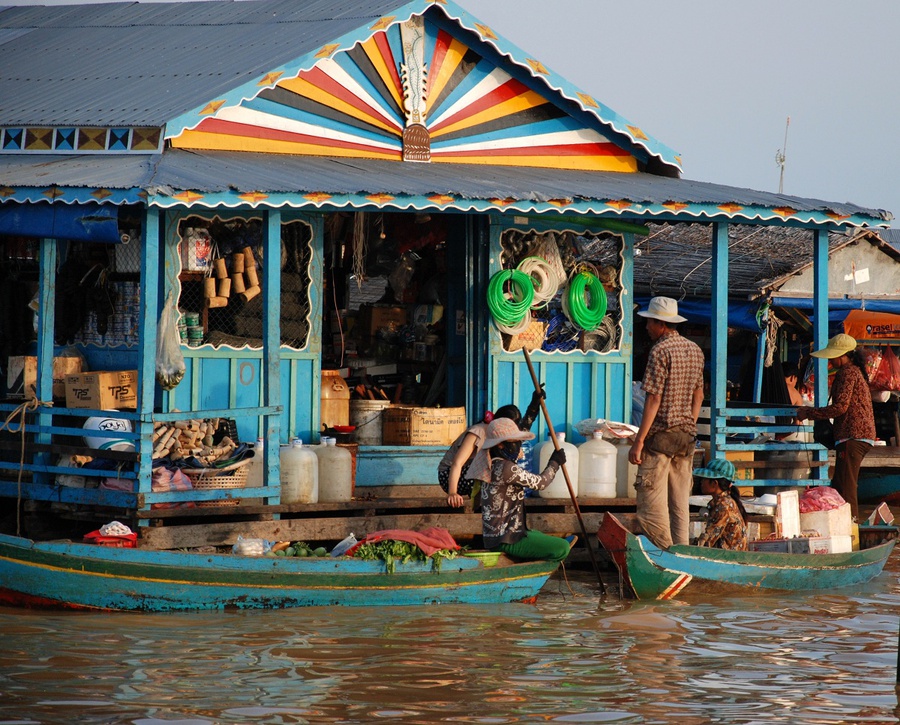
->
<box><xmin>798</xmin><ymin>486</ymin><xmax>846</xmax><ymax>513</ymax></box>
<box><xmin>870</xmin><ymin>345</ymin><xmax>900</xmax><ymax>392</ymax></box>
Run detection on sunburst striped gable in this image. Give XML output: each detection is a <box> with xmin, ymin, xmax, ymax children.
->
<box><xmin>170</xmin><ymin>13</ymin><xmax>637</xmax><ymax>173</ymax></box>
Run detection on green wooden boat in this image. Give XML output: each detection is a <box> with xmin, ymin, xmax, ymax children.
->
<box><xmin>597</xmin><ymin>513</ymin><xmax>896</xmax><ymax>600</ymax></box>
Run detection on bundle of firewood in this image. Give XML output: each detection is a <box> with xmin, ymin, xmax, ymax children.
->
<box><xmin>151</xmin><ymin>418</ymin><xmax>236</xmax><ymax>465</ymax></box>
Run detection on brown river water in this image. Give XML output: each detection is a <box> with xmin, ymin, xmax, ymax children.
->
<box><xmin>2</xmin><ymin>553</ymin><xmax>900</xmax><ymax>725</ymax></box>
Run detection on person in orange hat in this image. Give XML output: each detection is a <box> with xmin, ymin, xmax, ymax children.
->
<box><xmin>479</xmin><ymin>417</ymin><xmax>573</xmax><ymax>562</ymax></box>
<box><xmin>796</xmin><ymin>333</ymin><xmax>875</xmax><ymax>519</ymax></box>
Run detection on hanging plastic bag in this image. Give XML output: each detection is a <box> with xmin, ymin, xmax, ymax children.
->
<box><xmin>870</xmin><ymin>345</ymin><xmax>900</xmax><ymax>392</ymax></box>
<box><xmin>156</xmin><ymin>291</ymin><xmax>186</xmax><ymax>391</ymax></box>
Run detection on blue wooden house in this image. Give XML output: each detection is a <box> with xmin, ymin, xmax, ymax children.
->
<box><xmin>0</xmin><ymin>0</ymin><xmax>891</xmax><ymax>524</ymax></box>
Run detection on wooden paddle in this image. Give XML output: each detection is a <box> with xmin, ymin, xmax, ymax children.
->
<box><xmin>522</xmin><ymin>348</ymin><xmax>606</xmax><ymax>595</ymax></box>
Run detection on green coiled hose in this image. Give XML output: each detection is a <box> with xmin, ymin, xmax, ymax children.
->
<box><xmin>565</xmin><ymin>272</ymin><xmax>607</xmax><ymax>331</ymax></box>
<box><xmin>486</xmin><ymin>269</ymin><xmax>534</xmax><ymax>327</ymax></box>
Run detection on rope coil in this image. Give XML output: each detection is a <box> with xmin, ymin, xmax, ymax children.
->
<box><xmin>517</xmin><ymin>256</ymin><xmax>558</xmax><ymax>308</ymax></box>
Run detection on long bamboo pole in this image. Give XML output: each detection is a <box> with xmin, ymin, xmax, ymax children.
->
<box><xmin>522</xmin><ymin>349</ymin><xmax>606</xmax><ymax>595</ymax></box>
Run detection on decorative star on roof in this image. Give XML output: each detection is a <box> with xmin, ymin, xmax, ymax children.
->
<box><xmin>626</xmin><ymin>125</ymin><xmax>648</xmax><ymax>141</ymax></box>
<box><xmin>239</xmin><ymin>192</ymin><xmax>269</xmax><ymax>203</ymax></box>
<box><xmin>548</xmin><ymin>199</ymin><xmax>571</xmax><ymax>208</ymax></box>
<box><xmin>173</xmin><ymin>191</ymin><xmax>204</xmax><ymax>203</ymax></box>
<box><xmin>428</xmin><ymin>194</ymin><xmax>455</xmax><ymax>205</ymax></box>
<box><xmin>0</xmin><ymin>186</ymin><xmax>16</xmax><ymax>198</ymax></box>
<box><xmin>42</xmin><ymin>187</ymin><xmax>64</xmax><ymax>199</ymax></box>
<box><xmin>606</xmin><ymin>200</ymin><xmax>632</xmax><ymax>210</ymax></box>
<box><xmin>663</xmin><ymin>202</ymin><xmax>688</xmax><ymax>212</ymax></box>
<box><xmin>199</xmin><ymin>100</ymin><xmax>226</xmax><ymax>116</ymax></box>
<box><xmin>718</xmin><ymin>203</ymin><xmax>743</xmax><ymax>213</ymax></box>
<box><xmin>772</xmin><ymin>207</ymin><xmax>798</xmax><ymax>218</ymax></box>
<box><xmin>258</xmin><ymin>72</ymin><xmax>284</xmax><ymax>86</ymax></box>
<box><xmin>473</xmin><ymin>23</ymin><xmax>497</xmax><ymax>40</ymax></box>
<box><xmin>91</xmin><ymin>188</ymin><xmax>113</xmax><ymax>200</ymax></box>
<box><xmin>370</xmin><ymin>16</ymin><xmax>396</xmax><ymax>31</ymax></box>
<box><xmin>525</xmin><ymin>58</ymin><xmax>549</xmax><ymax>75</ymax></box>
<box><xmin>315</xmin><ymin>44</ymin><xmax>341</xmax><ymax>59</ymax></box>
<box><xmin>576</xmin><ymin>93</ymin><xmax>599</xmax><ymax>109</ymax></box>
<box><xmin>825</xmin><ymin>211</ymin><xmax>851</xmax><ymax>221</ymax></box>
<box><xmin>488</xmin><ymin>197</ymin><xmax>517</xmax><ymax>206</ymax></box>
<box><xmin>304</xmin><ymin>192</ymin><xmax>333</xmax><ymax>203</ymax></box>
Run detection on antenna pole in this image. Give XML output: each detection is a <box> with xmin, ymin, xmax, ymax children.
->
<box><xmin>776</xmin><ymin>116</ymin><xmax>791</xmax><ymax>193</ymax></box>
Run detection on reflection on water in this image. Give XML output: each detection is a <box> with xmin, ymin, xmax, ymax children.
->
<box><xmin>1</xmin><ymin>556</ymin><xmax>899</xmax><ymax>724</ymax></box>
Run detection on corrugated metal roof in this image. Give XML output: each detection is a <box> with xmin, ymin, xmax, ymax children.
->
<box><xmin>0</xmin><ymin>150</ymin><xmax>890</xmax><ymax>227</ymax></box>
<box><xmin>0</xmin><ymin>0</ymin><xmax>405</xmax><ymax>126</ymax></box>
<box><xmin>0</xmin><ymin>0</ymin><xmax>683</xmax><ymax>172</ymax></box>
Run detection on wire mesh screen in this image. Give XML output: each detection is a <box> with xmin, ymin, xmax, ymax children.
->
<box><xmin>498</xmin><ymin>229</ymin><xmax>624</xmax><ymax>354</ymax></box>
<box><xmin>176</xmin><ymin>216</ymin><xmax>312</xmax><ymax>350</ymax></box>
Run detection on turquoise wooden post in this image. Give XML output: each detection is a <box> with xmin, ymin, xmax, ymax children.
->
<box><xmin>812</xmin><ymin>228</ymin><xmax>830</xmax><ymax>481</ymax></box>
<box><xmin>621</xmin><ymin>231</ymin><xmax>635</xmax><ymax>424</ymax></box>
<box><xmin>137</xmin><ymin>208</ymin><xmax>161</xmax><ymax>500</ymax></box>
<box><xmin>33</xmin><ymin>236</ymin><xmax>57</xmax><ymax>483</ymax></box>
<box><xmin>262</xmin><ymin>209</ymin><xmax>282</xmax><ymax>504</ymax></box>
<box><xmin>709</xmin><ymin>223</ymin><xmax>729</xmax><ymax>460</ymax></box>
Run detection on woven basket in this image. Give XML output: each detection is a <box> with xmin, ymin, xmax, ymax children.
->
<box><xmin>182</xmin><ymin>459</ymin><xmax>249</xmax><ymax>507</ymax></box>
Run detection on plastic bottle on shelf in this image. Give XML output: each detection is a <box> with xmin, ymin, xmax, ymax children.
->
<box><xmin>279</xmin><ymin>439</ymin><xmax>318</xmax><ymax>504</ymax></box>
<box><xmin>537</xmin><ymin>432</ymin><xmax>579</xmax><ymax>498</ymax></box>
<box><xmin>577</xmin><ymin>431</ymin><xmax>617</xmax><ymax>498</ymax></box>
<box><xmin>615</xmin><ymin>438</ymin><xmax>638</xmax><ymax>498</ymax></box>
<box><xmin>315</xmin><ymin>436</ymin><xmax>353</xmax><ymax>502</ymax></box>
<box><xmin>246</xmin><ymin>437</ymin><xmax>265</xmax><ymax>488</ymax></box>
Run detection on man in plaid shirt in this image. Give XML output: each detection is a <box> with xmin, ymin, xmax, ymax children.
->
<box><xmin>629</xmin><ymin>297</ymin><xmax>705</xmax><ymax>548</ymax></box>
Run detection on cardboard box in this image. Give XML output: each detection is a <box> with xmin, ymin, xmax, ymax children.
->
<box><xmin>746</xmin><ymin>520</ymin><xmax>775</xmax><ymax>542</ymax></box>
<box><xmin>381</xmin><ymin>406</ymin><xmax>466</xmax><ymax>446</ymax></box>
<box><xmin>790</xmin><ymin>535</ymin><xmax>852</xmax><ymax>555</ymax></box>
<box><xmin>748</xmin><ymin>538</ymin><xmax>790</xmax><ymax>553</ymax></box>
<box><xmin>799</xmin><ymin>503</ymin><xmax>852</xmax><ymax>538</ymax></box>
<box><xmin>866</xmin><ymin>502</ymin><xmax>894</xmax><ymax>526</ymax></box>
<box><xmin>7</xmin><ymin>355</ymin><xmax>83</xmax><ymax>400</ymax></box>
<box><xmin>358</xmin><ymin>305</ymin><xmax>407</xmax><ymax>337</ymax></box>
<box><xmin>65</xmin><ymin>370</ymin><xmax>137</xmax><ymax>409</ymax></box>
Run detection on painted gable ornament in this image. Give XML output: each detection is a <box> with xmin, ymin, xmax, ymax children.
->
<box><xmin>400</xmin><ymin>16</ymin><xmax>430</xmax><ymax>162</ymax></box>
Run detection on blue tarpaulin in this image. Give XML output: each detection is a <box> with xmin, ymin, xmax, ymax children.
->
<box><xmin>0</xmin><ymin>202</ymin><xmax>121</xmax><ymax>243</ymax></box>
<box><xmin>635</xmin><ymin>297</ymin><xmax>764</xmax><ymax>331</ymax></box>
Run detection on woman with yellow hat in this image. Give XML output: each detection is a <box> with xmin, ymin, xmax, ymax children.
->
<box><xmin>795</xmin><ymin>333</ymin><xmax>876</xmax><ymax>520</ymax></box>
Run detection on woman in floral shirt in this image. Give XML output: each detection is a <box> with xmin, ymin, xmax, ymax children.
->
<box><xmin>480</xmin><ymin>417</ymin><xmax>572</xmax><ymax>562</ymax></box>
<box><xmin>796</xmin><ymin>334</ymin><xmax>876</xmax><ymax>520</ymax></box>
<box><xmin>694</xmin><ymin>459</ymin><xmax>748</xmax><ymax>551</ymax></box>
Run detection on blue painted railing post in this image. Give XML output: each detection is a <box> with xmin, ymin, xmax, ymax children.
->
<box><xmin>137</xmin><ymin>208</ymin><xmax>161</xmax><ymax>503</ymax></box>
<box><xmin>33</xmin><ymin>236</ymin><xmax>57</xmax><ymax>482</ymax></box>
<box><xmin>709</xmin><ymin>223</ymin><xmax>729</xmax><ymax>460</ymax></box>
<box><xmin>813</xmin><ymin>228</ymin><xmax>830</xmax><ymax>481</ymax></box>
<box><xmin>263</xmin><ymin>209</ymin><xmax>282</xmax><ymax>504</ymax></box>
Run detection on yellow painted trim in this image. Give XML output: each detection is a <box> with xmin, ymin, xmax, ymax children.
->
<box><xmin>360</xmin><ymin>36</ymin><xmax>404</xmax><ymax>110</ymax></box>
<box><xmin>431</xmin><ymin>154</ymin><xmax>637</xmax><ymax>172</ymax></box>
<box><xmin>428</xmin><ymin>37</ymin><xmax>471</xmax><ymax>112</ymax></box>
<box><xmin>278</xmin><ymin>77</ymin><xmax>400</xmax><ymax>134</ymax></box>
<box><xmin>430</xmin><ymin>90</ymin><xmax>547</xmax><ymax>138</ymax></box>
<box><xmin>170</xmin><ymin>130</ymin><xmax>401</xmax><ymax>160</ymax></box>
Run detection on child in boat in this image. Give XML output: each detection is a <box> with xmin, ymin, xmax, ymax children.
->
<box><xmin>479</xmin><ymin>417</ymin><xmax>572</xmax><ymax>562</ymax></box>
<box><xmin>439</xmin><ymin>389</ymin><xmax>544</xmax><ymax>509</ymax></box>
<box><xmin>695</xmin><ymin>458</ymin><xmax>748</xmax><ymax>551</ymax></box>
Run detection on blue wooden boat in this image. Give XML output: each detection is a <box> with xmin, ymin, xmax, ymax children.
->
<box><xmin>0</xmin><ymin>533</ymin><xmax>561</xmax><ymax>612</ymax></box>
<box><xmin>597</xmin><ymin>514</ymin><xmax>895</xmax><ymax>601</ymax></box>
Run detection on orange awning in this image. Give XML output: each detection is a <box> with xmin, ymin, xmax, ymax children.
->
<box><xmin>843</xmin><ymin>309</ymin><xmax>900</xmax><ymax>341</ymax></box>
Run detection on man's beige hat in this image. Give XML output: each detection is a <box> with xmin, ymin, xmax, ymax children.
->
<box><xmin>810</xmin><ymin>333</ymin><xmax>857</xmax><ymax>359</ymax></box>
<box><xmin>636</xmin><ymin>296</ymin><xmax>687</xmax><ymax>323</ymax></box>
